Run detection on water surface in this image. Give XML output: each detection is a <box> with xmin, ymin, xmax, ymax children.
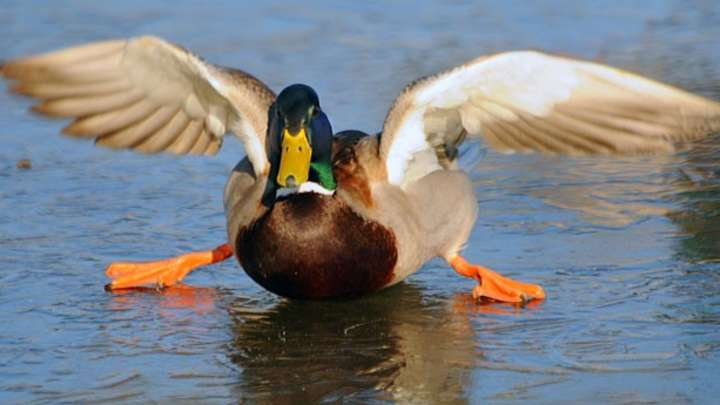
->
<box><xmin>1</xmin><ymin>1</ymin><xmax>720</xmax><ymax>403</ymax></box>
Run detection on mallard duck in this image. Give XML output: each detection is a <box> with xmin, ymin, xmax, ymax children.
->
<box><xmin>3</xmin><ymin>36</ymin><xmax>720</xmax><ymax>303</ymax></box>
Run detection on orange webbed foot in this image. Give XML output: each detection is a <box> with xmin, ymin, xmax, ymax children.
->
<box><xmin>105</xmin><ymin>244</ymin><xmax>233</xmax><ymax>291</ymax></box>
<box><xmin>450</xmin><ymin>256</ymin><xmax>545</xmax><ymax>304</ymax></box>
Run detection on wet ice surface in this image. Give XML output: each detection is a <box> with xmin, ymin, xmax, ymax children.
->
<box><xmin>1</xmin><ymin>0</ymin><xmax>720</xmax><ymax>403</ymax></box>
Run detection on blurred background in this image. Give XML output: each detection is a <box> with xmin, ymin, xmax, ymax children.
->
<box><xmin>1</xmin><ymin>1</ymin><xmax>719</xmax><ymax>403</ymax></box>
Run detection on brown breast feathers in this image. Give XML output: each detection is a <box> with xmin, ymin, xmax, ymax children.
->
<box><xmin>236</xmin><ymin>192</ymin><xmax>397</xmax><ymax>299</ymax></box>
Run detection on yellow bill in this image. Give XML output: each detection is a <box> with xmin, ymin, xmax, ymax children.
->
<box><xmin>277</xmin><ymin>127</ymin><xmax>313</xmax><ymax>187</ymax></box>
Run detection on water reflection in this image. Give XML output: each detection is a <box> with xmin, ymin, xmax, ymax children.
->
<box><xmin>666</xmin><ymin>137</ymin><xmax>720</xmax><ymax>263</ymax></box>
<box><xmin>660</xmin><ymin>137</ymin><xmax>720</xmax><ymax>327</ymax></box>
<box><xmin>108</xmin><ymin>285</ymin><xmax>219</xmax><ymax>315</ymax></box>
<box><xmin>226</xmin><ymin>284</ymin><xmax>482</xmax><ymax>403</ymax></box>
<box><xmin>512</xmin><ymin>155</ymin><xmax>677</xmax><ymax>229</ymax></box>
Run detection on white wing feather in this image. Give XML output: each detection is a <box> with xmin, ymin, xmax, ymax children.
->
<box><xmin>381</xmin><ymin>51</ymin><xmax>720</xmax><ymax>187</ymax></box>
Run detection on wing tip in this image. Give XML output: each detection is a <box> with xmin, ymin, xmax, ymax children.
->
<box><xmin>0</xmin><ymin>60</ymin><xmax>22</xmax><ymax>80</ymax></box>
<box><xmin>62</xmin><ymin>120</ymin><xmax>94</xmax><ymax>137</ymax></box>
<box><xmin>204</xmin><ymin>137</ymin><xmax>223</xmax><ymax>156</ymax></box>
<box><xmin>30</xmin><ymin>101</ymin><xmax>65</xmax><ymax>117</ymax></box>
<box><xmin>7</xmin><ymin>81</ymin><xmax>34</xmax><ymax>97</ymax></box>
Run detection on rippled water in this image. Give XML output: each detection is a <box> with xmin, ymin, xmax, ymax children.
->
<box><xmin>2</xmin><ymin>1</ymin><xmax>720</xmax><ymax>403</ymax></box>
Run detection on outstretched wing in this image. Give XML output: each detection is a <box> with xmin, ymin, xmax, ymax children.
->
<box><xmin>379</xmin><ymin>51</ymin><xmax>720</xmax><ymax>187</ymax></box>
<box><xmin>1</xmin><ymin>36</ymin><xmax>275</xmax><ymax>175</ymax></box>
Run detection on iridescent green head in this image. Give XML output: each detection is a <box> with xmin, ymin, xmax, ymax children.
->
<box><xmin>268</xmin><ymin>84</ymin><xmax>335</xmax><ymax>192</ymax></box>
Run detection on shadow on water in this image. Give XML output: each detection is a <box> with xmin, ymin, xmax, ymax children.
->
<box><xmin>223</xmin><ymin>283</ymin><xmax>513</xmax><ymax>403</ymax></box>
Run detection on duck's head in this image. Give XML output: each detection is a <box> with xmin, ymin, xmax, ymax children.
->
<box><xmin>267</xmin><ymin>84</ymin><xmax>335</xmax><ymax>195</ymax></box>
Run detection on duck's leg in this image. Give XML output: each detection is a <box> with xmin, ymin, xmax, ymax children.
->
<box><xmin>450</xmin><ymin>256</ymin><xmax>545</xmax><ymax>304</ymax></box>
<box><xmin>104</xmin><ymin>244</ymin><xmax>233</xmax><ymax>291</ymax></box>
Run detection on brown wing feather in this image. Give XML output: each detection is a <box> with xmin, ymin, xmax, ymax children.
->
<box><xmin>2</xmin><ymin>36</ymin><xmax>275</xmax><ymax>171</ymax></box>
